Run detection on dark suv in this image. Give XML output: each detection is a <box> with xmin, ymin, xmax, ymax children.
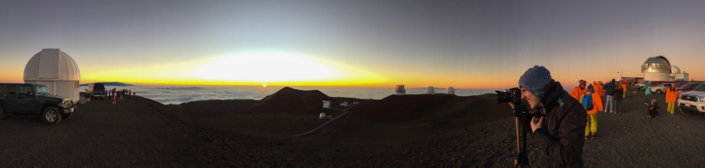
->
<box><xmin>0</xmin><ymin>83</ymin><xmax>76</xmax><ymax>125</ymax></box>
<box><xmin>88</xmin><ymin>83</ymin><xmax>107</xmax><ymax>100</ymax></box>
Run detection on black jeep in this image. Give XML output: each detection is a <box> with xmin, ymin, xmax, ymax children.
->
<box><xmin>0</xmin><ymin>83</ymin><xmax>77</xmax><ymax>125</ymax></box>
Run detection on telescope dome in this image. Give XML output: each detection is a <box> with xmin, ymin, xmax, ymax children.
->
<box><xmin>671</xmin><ymin>65</ymin><xmax>681</xmax><ymax>74</ymax></box>
<box><xmin>23</xmin><ymin>48</ymin><xmax>81</xmax><ymax>102</ymax></box>
<box><xmin>641</xmin><ymin>56</ymin><xmax>671</xmax><ymax>73</ymax></box>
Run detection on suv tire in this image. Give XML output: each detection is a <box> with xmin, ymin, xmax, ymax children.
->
<box><xmin>42</xmin><ymin>107</ymin><xmax>62</xmax><ymax>125</ymax></box>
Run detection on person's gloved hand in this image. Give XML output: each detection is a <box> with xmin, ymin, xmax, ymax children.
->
<box><xmin>530</xmin><ymin>116</ymin><xmax>544</xmax><ymax>133</ymax></box>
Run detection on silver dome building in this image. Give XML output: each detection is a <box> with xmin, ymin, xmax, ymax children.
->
<box><xmin>642</xmin><ymin>56</ymin><xmax>671</xmax><ymax>73</ymax></box>
<box><xmin>640</xmin><ymin>56</ymin><xmax>689</xmax><ymax>81</ymax></box>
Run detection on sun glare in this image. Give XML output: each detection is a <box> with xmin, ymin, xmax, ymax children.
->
<box><xmin>194</xmin><ymin>52</ymin><xmax>339</xmax><ymax>83</ymax></box>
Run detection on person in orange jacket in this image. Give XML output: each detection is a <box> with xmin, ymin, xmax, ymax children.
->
<box><xmin>570</xmin><ymin>80</ymin><xmax>587</xmax><ymax>100</ymax></box>
<box><xmin>620</xmin><ymin>81</ymin><xmax>628</xmax><ymax>99</ymax></box>
<box><xmin>665</xmin><ymin>85</ymin><xmax>678</xmax><ymax>115</ymax></box>
<box><xmin>580</xmin><ymin>84</ymin><xmax>603</xmax><ymax>139</ymax></box>
<box><xmin>592</xmin><ymin>81</ymin><xmax>599</xmax><ymax>96</ymax></box>
<box><xmin>596</xmin><ymin>81</ymin><xmax>605</xmax><ymax>99</ymax></box>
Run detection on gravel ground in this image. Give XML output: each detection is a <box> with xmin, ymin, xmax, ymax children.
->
<box><xmin>2</xmin><ymin>87</ymin><xmax>704</xmax><ymax>167</ymax></box>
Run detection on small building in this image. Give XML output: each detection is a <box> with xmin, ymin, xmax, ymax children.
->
<box><xmin>395</xmin><ymin>85</ymin><xmax>406</xmax><ymax>95</ymax></box>
<box><xmin>670</xmin><ymin>65</ymin><xmax>690</xmax><ymax>81</ymax></box>
<box><xmin>446</xmin><ymin>87</ymin><xmax>455</xmax><ymax>95</ymax></box>
<box><xmin>426</xmin><ymin>86</ymin><xmax>435</xmax><ymax>94</ymax></box>
<box><xmin>23</xmin><ymin>49</ymin><xmax>81</xmax><ymax>102</ymax></box>
<box><xmin>322</xmin><ymin>100</ymin><xmax>331</xmax><ymax>108</ymax></box>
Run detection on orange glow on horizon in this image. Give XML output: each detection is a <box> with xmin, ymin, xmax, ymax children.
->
<box><xmin>4</xmin><ymin>52</ymin><xmax>704</xmax><ymax>90</ymax></box>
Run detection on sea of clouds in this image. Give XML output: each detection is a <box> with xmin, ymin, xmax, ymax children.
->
<box><xmin>81</xmin><ymin>85</ymin><xmax>495</xmax><ymax>105</ymax></box>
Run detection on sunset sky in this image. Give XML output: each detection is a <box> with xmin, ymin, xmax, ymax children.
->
<box><xmin>1</xmin><ymin>0</ymin><xmax>704</xmax><ymax>89</ymax></box>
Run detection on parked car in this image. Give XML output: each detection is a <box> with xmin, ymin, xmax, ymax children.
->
<box><xmin>0</xmin><ymin>83</ymin><xmax>76</xmax><ymax>125</ymax></box>
<box><xmin>673</xmin><ymin>82</ymin><xmax>688</xmax><ymax>88</ymax></box>
<box><xmin>641</xmin><ymin>81</ymin><xmax>687</xmax><ymax>91</ymax></box>
<box><xmin>86</xmin><ymin>83</ymin><xmax>107</xmax><ymax>100</ymax></box>
<box><xmin>677</xmin><ymin>83</ymin><xmax>701</xmax><ymax>95</ymax></box>
<box><xmin>677</xmin><ymin>84</ymin><xmax>705</xmax><ymax>114</ymax></box>
<box><xmin>636</xmin><ymin>81</ymin><xmax>648</xmax><ymax>90</ymax></box>
<box><xmin>651</xmin><ymin>83</ymin><xmax>673</xmax><ymax>94</ymax></box>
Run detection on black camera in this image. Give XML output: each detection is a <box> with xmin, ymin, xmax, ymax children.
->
<box><xmin>496</xmin><ymin>88</ymin><xmax>545</xmax><ymax>117</ymax></box>
<box><xmin>496</xmin><ymin>87</ymin><xmax>522</xmax><ymax>105</ymax></box>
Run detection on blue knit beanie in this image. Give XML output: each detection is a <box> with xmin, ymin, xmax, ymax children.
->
<box><xmin>518</xmin><ymin>65</ymin><xmax>552</xmax><ymax>98</ymax></box>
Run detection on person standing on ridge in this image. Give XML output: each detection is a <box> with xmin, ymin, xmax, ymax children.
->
<box><xmin>603</xmin><ymin>79</ymin><xmax>617</xmax><ymax>114</ymax></box>
<box><xmin>580</xmin><ymin>84</ymin><xmax>603</xmax><ymax>139</ymax></box>
<box><xmin>665</xmin><ymin>85</ymin><xmax>677</xmax><ymax>115</ymax></box>
<box><xmin>111</xmin><ymin>88</ymin><xmax>117</xmax><ymax>104</ymax></box>
<box><xmin>614</xmin><ymin>84</ymin><xmax>623</xmax><ymax>114</ymax></box>
<box><xmin>644</xmin><ymin>83</ymin><xmax>652</xmax><ymax>104</ymax></box>
<box><xmin>621</xmin><ymin>81</ymin><xmax>628</xmax><ymax>99</ymax></box>
<box><xmin>596</xmin><ymin>81</ymin><xmax>605</xmax><ymax>101</ymax></box>
<box><xmin>512</xmin><ymin>65</ymin><xmax>586</xmax><ymax>167</ymax></box>
<box><xmin>570</xmin><ymin>80</ymin><xmax>587</xmax><ymax>101</ymax></box>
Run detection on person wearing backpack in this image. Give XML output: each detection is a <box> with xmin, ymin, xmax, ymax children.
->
<box><xmin>580</xmin><ymin>84</ymin><xmax>603</xmax><ymax>139</ymax></box>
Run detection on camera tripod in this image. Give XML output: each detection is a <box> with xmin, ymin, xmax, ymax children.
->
<box><xmin>512</xmin><ymin>105</ymin><xmax>531</xmax><ymax>168</ymax></box>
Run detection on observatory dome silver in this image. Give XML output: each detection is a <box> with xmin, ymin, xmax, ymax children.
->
<box><xmin>641</xmin><ymin>56</ymin><xmax>671</xmax><ymax>73</ymax></box>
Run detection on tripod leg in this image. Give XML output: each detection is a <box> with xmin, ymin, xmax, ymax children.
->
<box><xmin>513</xmin><ymin>115</ymin><xmax>530</xmax><ymax>167</ymax></box>
<box><xmin>515</xmin><ymin>117</ymin><xmax>521</xmax><ymax>154</ymax></box>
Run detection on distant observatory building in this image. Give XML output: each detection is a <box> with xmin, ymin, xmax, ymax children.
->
<box><xmin>641</xmin><ymin>56</ymin><xmax>689</xmax><ymax>82</ymax></box>
<box><xmin>395</xmin><ymin>85</ymin><xmax>406</xmax><ymax>95</ymax></box>
<box><xmin>670</xmin><ymin>65</ymin><xmax>689</xmax><ymax>82</ymax></box>
<box><xmin>446</xmin><ymin>87</ymin><xmax>455</xmax><ymax>95</ymax></box>
<box><xmin>426</xmin><ymin>86</ymin><xmax>435</xmax><ymax>94</ymax></box>
<box><xmin>23</xmin><ymin>49</ymin><xmax>81</xmax><ymax>102</ymax></box>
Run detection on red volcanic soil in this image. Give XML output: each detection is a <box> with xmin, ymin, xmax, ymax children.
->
<box><xmin>3</xmin><ymin>87</ymin><xmax>705</xmax><ymax>167</ymax></box>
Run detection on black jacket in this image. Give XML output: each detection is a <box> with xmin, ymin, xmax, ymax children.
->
<box><xmin>614</xmin><ymin>88</ymin><xmax>623</xmax><ymax>100</ymax></box>
<box><xmin>604</xmin><ymin>82</ymin><xmax>617</xmax><ymax>95</ymax></box>
<box><xmin>531</xmin><ymin>81</ymin><xmax>586</xmax><ymax>168</ymax></box>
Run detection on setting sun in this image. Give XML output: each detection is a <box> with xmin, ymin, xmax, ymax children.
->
<box><xmin>193</xmin><ymin>52</ymin><xmax>338</xmax><ymax>83</ymax></box>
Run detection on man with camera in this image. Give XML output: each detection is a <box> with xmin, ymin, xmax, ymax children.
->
<box><xmin>511</xmin><ymin>66</ymin><xmax>587</xmax><ymax>167</ymax></box>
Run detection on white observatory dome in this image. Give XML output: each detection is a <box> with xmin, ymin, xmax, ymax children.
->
<box><xmin>24</xmin><ymin>49</ymin><xmax>80</xmax><ymax>81</ymax></box>
<box><xmin>426</xmin><ymin>86</ymin><xmax>435</xmax><ymax>94</ymax></box>
<box><xmin>24</xmin><ymin>48</ymin><xmax>81</xmax><ymax>102</ymax></box>
<box><xmin>446</xmin><ymin>87</ymin><xmax>455</xmax><ymax>95</ymax></box>
<box><xmin>671</xmin><ymin>65</ymin><xmax>681</xmax><ymax>74</ymax></box>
